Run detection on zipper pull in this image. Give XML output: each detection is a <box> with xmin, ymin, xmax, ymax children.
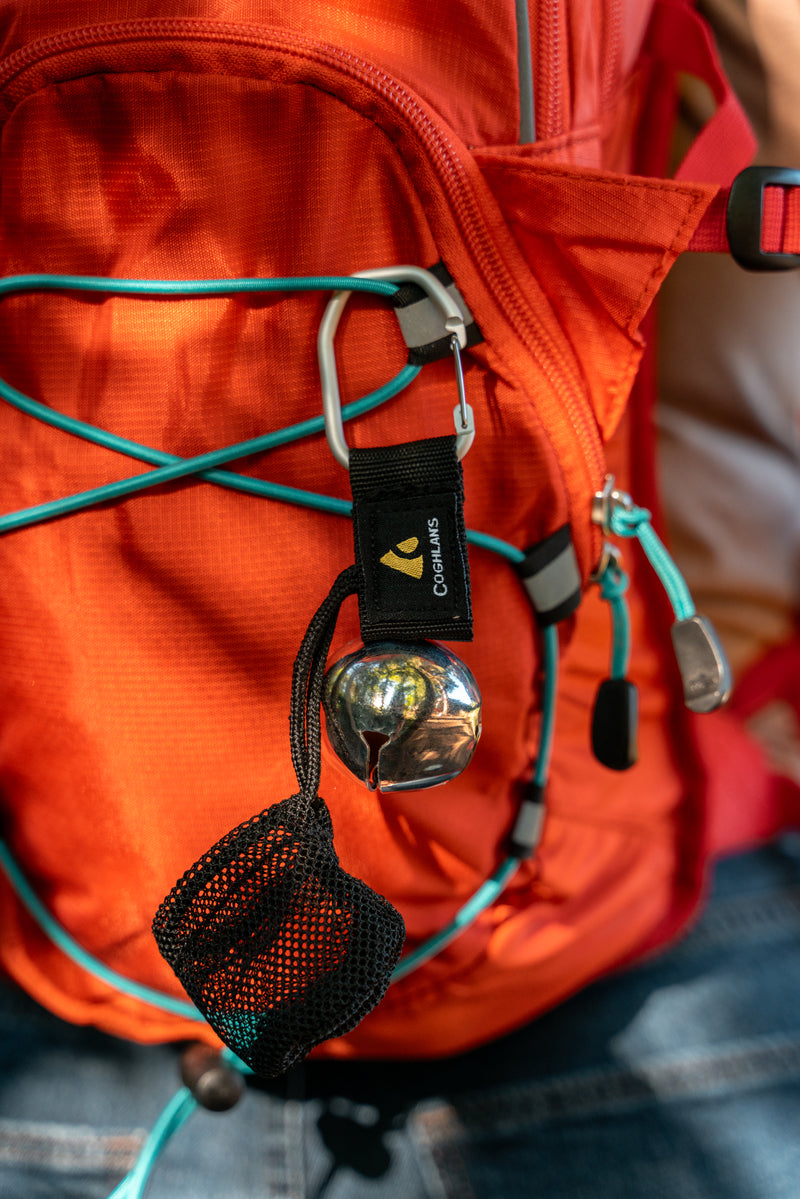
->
<box><xmin>592</xmin><ymin>477</ymin><xmax>732</xmax><ymax>714</ymax></box>
<box><xmin>591</xmin><ymin>544</ymin><xmax>638</xmax><ymax>770</ymax></box>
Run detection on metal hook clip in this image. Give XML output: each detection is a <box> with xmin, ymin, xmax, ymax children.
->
<box><xmin>591</xmin><ymin>474</ymin><xmax>634</xmax><ymax>535</ymax></box>
<box><xmin>317</xmin><ymin>266</ymin><xmax>474</xmax><ymax>470</ymax></box>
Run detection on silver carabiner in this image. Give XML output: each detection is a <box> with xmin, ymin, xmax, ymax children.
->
<box><xmin>317</xmin><ymin>265</ymin><xmax>474</xmax><ymax>469</ymax></box>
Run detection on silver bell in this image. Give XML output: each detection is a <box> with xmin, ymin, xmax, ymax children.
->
<box><xmin>322</xmin><ymin>641</ymin><xmax>482</xmax><ymax>792</ymax></box>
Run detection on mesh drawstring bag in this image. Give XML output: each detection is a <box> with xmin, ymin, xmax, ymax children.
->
<box><xmin>153</xmin><ymin>567</ymin><xmax>406</xmax><ymax>1077</ymax></box>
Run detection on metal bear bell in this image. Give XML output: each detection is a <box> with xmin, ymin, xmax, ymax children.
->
<box><xmin>322</xmin><ymin>641</ymin><xmax>482</xmax><ymax>792</ymax></box>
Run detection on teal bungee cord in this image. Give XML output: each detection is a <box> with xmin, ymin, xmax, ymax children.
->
<box><xmin>533</xmin><ymin>623</ymin><xmax>559</xmax><ymax>789</ymax></box>
<box><xmin>597</xmin><ymin>557</ymin><xmax>631</xmax><ymax>681</ymax></box>
<box><xmin>0</xmin><ymin>364</ymin><xmax>418</xmax><ymax>531</ymax></box>
<box><xmin>0</xmin><ymin>277</ymin><xmax>535</xmax><ymax>543</ymax></box>
<box><xmin>0</xmin><ymin>272</ymin><xmax>398</xmax><ymax>301</ymax></box>
<box><xmin>0</xmin><ymin>272</ymin><xmax>402</xmax><ymax>532</ymax></box>
<box><xmin>389</xmin><ymin>857</ymin><xmax>522</xmax><ymax>981</ymax></box>
<box><xmin>107</xmin><ymin>1043</ymin><xmax>256</xmax><ymax>1199</ymax></box>
<box><xmin>0</xmin><ymin>369</ymin><xmax>540</xmax><ymax>549</ymax></box>
<box><xmin>107</xmin><ymin>1087</ymin><xmax>198</xmax><ymax>1199</ymax></box>
<box><xmin>0</xmin><ymin>839</ymin><xmax>200</xmax><ymax>1020</ymax></box>
<box><xmin>0</xmin><ymin>273</ymin><xmax>560</xmax><ymax>1198</ymax></box>
<box><xmin>391</xmin><ymin>618</ymin><xmax>559</xmax><ymax>981</ymax></box>
<box><xmin>609</xmin><ymin>503</ymin><xmax>695</xmax><ymax>622</ymax></box>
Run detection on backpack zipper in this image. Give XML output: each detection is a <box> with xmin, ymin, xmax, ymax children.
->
<box><xmin>0</xmin><ymin>19</ymin><xmax>606</xmax><ymax>542</ymax></box>
<box><xmin>532</xmin><ymin>0</ymin><xmax>627</xmax><ymax>144</ymax></box>
<box><xmin>600</xmin><ymin>0</ymin><xmax>625</xmax><ymax>117</ymax></box>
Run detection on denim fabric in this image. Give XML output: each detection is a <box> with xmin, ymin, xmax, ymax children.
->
<box><xmin>2</xmin><ymin>836</ymin><xmax>800</xmax><ymax>1198</ymax></box>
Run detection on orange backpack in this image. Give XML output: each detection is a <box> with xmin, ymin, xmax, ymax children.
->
<box><xmin>0</xmin><ymin>0</ymin><xmax>797</xmax><ymax>1067</ymax></box>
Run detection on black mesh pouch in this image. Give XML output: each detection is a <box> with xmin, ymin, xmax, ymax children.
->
<box><xmin>152</xmin><ymin>792</ymin><xmax>404</xmax><ymax>1077</ymax></box>
<box><xmin>153</xmin><ymin>567</ymin><xmax>406</xmax><ymax>1077</ymax></box>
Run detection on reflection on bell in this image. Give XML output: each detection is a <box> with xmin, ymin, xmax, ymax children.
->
<box><xmin>322</xmin><ymin>641</ymin><xmax>482</xmax><ymax>792</ymax></box>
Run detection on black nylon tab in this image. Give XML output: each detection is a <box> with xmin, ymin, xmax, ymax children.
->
<box><xmin>350</xmin><ymin>436</ymin><xmax>473</xmax><ymax>642</ymax></box>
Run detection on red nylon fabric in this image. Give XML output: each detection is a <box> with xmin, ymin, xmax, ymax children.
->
<box><xmin>471</xmin><ymin>158</ymin><xmax>714</xmax><ymax>439</ymax></box>
<box><xmin>685</xmin><ymin>184</ymin><xmax>800</xmax><ymax>256</ymax></box>
<box><xmin>0</xmin><ymin>2</ymin><xmax>521</xmax><ymax>148</ymax></box>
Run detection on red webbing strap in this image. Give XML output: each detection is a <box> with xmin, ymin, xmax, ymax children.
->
<box><xmin>685</xmin><ymin>182</ymin><xmax>800</xmax><ymax>255</ymax></box>
<box><xmin>761</xmin><ymin>187</ymin><xmax>800</xmax><ymax>253</ymax></box>
<box><xmin>645</xmin><ymin>0</ymin><xmax>756</xmax><ymax>186</ymax></box>
<box><xmin>647</xmin><ymin>0</ymin><xmax>800</xmax><ymax>258</ymax></box>
<box><xmin>685</xmin><ymin>189</ymin><xmax>727</xmax><ymax>252</ymax></box>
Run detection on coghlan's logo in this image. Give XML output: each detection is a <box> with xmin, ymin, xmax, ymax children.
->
<box><xmin>427</xmin><ymin>518</ymin><xmax>448</xmax><ymax>596</ymax></box>
<box><xmin>379</xmin><ymin>537</ymin><xmax>423</xmax><ymax>579</ymax></box>
<box><xmin>380</xmin><ymin>520</ymin><xmax>448</xmax><ymax>597</ymax></box>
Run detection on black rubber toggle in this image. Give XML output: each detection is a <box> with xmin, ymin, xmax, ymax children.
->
<box><xmin>591</xmin><ymin>677</ymin><xmax>638</xmax><ymax>771</ymax></box>
<box><xmin>180</xmin><ymin>1044</ymin><xmax>246</xmax><ymax>1111</ymax></box>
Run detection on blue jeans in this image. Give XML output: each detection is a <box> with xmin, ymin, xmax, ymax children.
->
<box><xmin>2</xmin><ymin>836</ymin><xmax>800</xmax><ymax>1198</ymax></box>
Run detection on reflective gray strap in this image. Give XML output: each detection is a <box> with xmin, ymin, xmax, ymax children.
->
<box><xmin>516</xmin><ymin>525</ymin><xmax>582</xmax><ymax>626</ymax></box>
<box><xmin>392</xmin><ymin>263</ymin><xmax>482</xmax><ymax>364</ymax></box>
<box><xmin>509</xmin><ymin>784</ymin><xmax>545</xmax><ymax>857</ymax></box>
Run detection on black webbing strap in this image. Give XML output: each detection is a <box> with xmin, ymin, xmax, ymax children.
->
<box><xmin>349</xmin><ymin>435</ymin><xmax>473</xmax><ymax>642</ymax></box>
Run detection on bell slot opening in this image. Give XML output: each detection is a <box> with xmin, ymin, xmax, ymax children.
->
<box><xmin>362</xmin><ymin>730</ymin><xmax>390</xmax><ymax>791</ymax></box>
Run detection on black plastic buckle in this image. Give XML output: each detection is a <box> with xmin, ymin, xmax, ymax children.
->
<box><xmin>726</xmin><ymin>166</ymin><xmax>800</xmax><ymax>271</ymax></box>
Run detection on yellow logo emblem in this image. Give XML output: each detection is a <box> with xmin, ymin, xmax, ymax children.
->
<box><xmin>380</xmin><ymin>536</ymin><xmax>423</xmax><ymax>579</ymax></box>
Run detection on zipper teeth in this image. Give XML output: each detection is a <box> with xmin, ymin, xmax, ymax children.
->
<box><xmin>600</xmin><ymin>0</ymin><xmax>624</xmax><ymax>115</ymax></box>
<box><xmin>536</xmin><ymin>0</ymin><xmax>563</xmax><ymax>143</ymax></box>
<box><xmin>0</xmin><ymin>20</ymin><xmax>263</xmax><ymax>83</ymax></box>
<box><xmin>0</xmin><ymin>19</ymin><xmax>604</xmax><ymax>491</ymax></box>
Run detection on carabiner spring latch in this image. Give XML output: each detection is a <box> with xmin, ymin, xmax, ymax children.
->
<box><xmin>450</xmin><ymin>330</ymin><xmax>475</xmax><ymax>459</ymax></box>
